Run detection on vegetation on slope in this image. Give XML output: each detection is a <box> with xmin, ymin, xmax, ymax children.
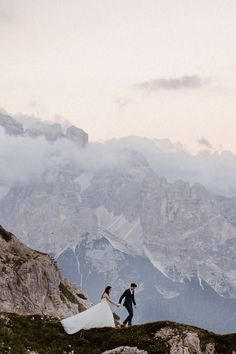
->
<box><xmin>0</xmin><ymin>313</ymin><xmax>235</xmax><ymax>354</ymax></box>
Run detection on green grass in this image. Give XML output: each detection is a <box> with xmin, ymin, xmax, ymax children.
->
<box><xmin>0</xmin><ymin>313</ymin><xmax>235</xmax><ymax>354</ymax></box>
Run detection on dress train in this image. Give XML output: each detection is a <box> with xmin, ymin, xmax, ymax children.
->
<box><xmin>61</xmin><ymin>299</ymin><xmax>115</xmax><ymax>334</ymax></box>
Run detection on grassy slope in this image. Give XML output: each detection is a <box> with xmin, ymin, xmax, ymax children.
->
<box><xmin>0</xmin><ymin>313</ymin><xmax>235</xmax><ymax>354</ymax></box>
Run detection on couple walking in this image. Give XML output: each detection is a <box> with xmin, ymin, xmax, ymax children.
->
<box><xmin>61</xmin><ymin>283</ymin><xmax>137</xmax><ymax>334</ymax></box>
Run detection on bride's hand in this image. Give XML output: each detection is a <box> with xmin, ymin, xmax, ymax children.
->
<box><xmin>116</xmin><ymin>304</ymin><xmax>120</xmax><ymax>307</ymax></box>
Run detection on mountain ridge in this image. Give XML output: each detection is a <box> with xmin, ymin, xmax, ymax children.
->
<box><xmin>0</xmin><ymin>111</ymin><xmax>88</xmax><ymax>145</ymax></box>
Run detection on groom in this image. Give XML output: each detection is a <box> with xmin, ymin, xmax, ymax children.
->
<box><xmin>119</xmin><ymin>283</ymin><xmax>137</xmax><ymax>326</ymax></box>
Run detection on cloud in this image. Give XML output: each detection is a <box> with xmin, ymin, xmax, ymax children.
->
<box><xmin>0</xmin><ymin>127</ymin><xmax>134</xmax><ymax>193</ymax></box>
<box><xmin>13</xmin><ymin>113</ymin><xmax>42</xmax><ymax>130</ymax></box>
<box><xmin>197</xmin><ymin>136</ymin><xmax>213</xmax><ymax>149</ymax></box>
<box><xmin>0</xmin><ymin>106</ymin><xmax>8</xmax><ymax>115</ymax></box>
<box><xmin>53</xmin><ymin>114</ymin><xmax>72</xmax><ymax>133</ymax></box>
<box><xmin>1</xmin><ymin>113</ymin><xmax>236</xmax><ymax>198</ymax></box>
<box><xmin>13</xmin><ymin>111</ymin><xmax>71</xmax><ymax>134</ymax></box>
<box><xmin>134</xmin><ymin>75</ymin><xmax>211</xmax><ymax>92</ymax></box>
<box><xmin>104</xmin><ymin>136</ymin><xmax>236</xmax><ymax>197</ymax></box>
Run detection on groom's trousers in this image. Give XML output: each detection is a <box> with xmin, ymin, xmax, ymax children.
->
<box><xmin>123</xmin><ymin>303</ymin><xmax>133</xmax><ymax>325</ymax></box>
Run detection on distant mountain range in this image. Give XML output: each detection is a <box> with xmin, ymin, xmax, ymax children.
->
<box><xmin>0</xmin><ymin>111</ymin><xmax>236</xmax><ymax>333</ymax></box>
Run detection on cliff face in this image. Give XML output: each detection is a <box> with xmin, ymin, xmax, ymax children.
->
<box><xmin>0</xmin><ymin>225</ymin><xmax>90</xmax><ymax>318</ymax></box>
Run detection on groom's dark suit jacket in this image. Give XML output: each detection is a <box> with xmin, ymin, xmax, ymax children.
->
<box><xmin>119</xmin><ymin>289</ymin><xmax>136</xmax><ymax>307</ymax></box>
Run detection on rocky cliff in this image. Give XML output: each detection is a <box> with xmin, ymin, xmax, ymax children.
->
<box><xmin>0</xmin><ymin>225</ymin><xmax>90</xmax><ymax>318</ymax></box>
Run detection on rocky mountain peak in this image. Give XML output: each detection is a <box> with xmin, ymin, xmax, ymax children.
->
<box><xmin>0</xmin><ymin>112</ymin><xmax>24</xmax><ymax>136</ymax></box>
<box><xmin>66</xmin><ymin>125</ymin><xmax>88</xmax><ymax>146</ymax></box>
<box><xmin>0</xmin><ymin>111</ymin><xmax>88</xmax><ymax>145</ymax></box>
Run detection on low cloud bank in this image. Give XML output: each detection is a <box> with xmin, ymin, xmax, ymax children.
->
<box><xmin>1</xmin><ymin>113</ymin><xmax>236</xmax><ymax>198</ymax></box>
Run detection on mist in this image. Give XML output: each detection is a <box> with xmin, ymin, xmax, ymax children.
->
<box><xmin>1</xmin><ymin>117</ymin><xmax>236</xmax><ymax>198</ymax></box>
<box><xmin>0</xmin><ymin>127</ymin><xmax>134</xmax><ymax>193</ymax></box>
<box><xmin>105</xmin><ymin>136</ymin><xmax>236</xmax><ymax>197</ymax></box>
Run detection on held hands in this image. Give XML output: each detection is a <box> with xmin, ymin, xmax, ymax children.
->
<box><xmin>117</xmin><ymin>304</ymin><xmax>121</xmax><ymax>308</ymax></box>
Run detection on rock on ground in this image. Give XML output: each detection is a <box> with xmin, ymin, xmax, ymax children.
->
<box><xmin>102</xmin><ymin>347</ymin><xmax>148</xmax><ymax>354</ymax></box>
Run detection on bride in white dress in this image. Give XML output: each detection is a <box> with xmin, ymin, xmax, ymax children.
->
<box><xmin>61</xmin><ymin>286</ymin><xmax>120</xmax><ymax>334</ymax></box>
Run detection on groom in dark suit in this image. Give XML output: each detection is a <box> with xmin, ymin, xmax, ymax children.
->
<box><xmin>119</xmin><ymin>283</ymin><xmax>137</xmax><ymax>326</ymax></box>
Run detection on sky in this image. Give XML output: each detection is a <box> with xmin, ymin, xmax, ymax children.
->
<box><xmin>1</xmin><ymin>0</ymin><xmax>236</xmax><ymax>153</ymax></box>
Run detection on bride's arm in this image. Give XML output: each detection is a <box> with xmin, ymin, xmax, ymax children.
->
<box><xmin>103</xmin><ymin>293</ymin><xmax>119</xmax><ymax>307</ymax></box>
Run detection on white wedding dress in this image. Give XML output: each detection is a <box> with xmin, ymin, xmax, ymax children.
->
<box><xmin>61</xmin><ymin>298</ymin><xmax>115</xmax><ymax>334</ymax></box>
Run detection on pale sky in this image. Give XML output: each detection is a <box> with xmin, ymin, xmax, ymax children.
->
<box><xmin>1</xmin><ymin>0</ymin><xmax>236</xmax><ymax>152</ymax></box>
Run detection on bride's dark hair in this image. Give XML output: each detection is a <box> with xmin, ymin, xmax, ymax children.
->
<box><xmin>101</xmin><ymin>286</ymin><xmax>112</xmax><ymax>298</ymax></box>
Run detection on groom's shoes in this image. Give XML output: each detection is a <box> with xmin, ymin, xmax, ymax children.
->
<box><xmin>120</xmin><ymin>323</ymin><xmax>129</xmax><ymax>328</ymax></box>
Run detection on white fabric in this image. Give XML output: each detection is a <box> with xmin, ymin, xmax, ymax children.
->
<box><xmin>61</xmin><ymin>298</ymin><xmax>115</xmax><ymax>334</ymax></box>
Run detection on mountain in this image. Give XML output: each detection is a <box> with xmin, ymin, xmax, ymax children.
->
<box><xmin>0</xmin><ymin>112</ymin><xmax>24</xmax><ymax>135</ymax></box>
<box><xmin>56</xmin><ymin>232</ymin><xmax>236</xmax><ymax>334</ymax></box>
<box><xmin>0</xmin><ymin>111</ymin><xmax>88</xmax><ymax>145</ymax></box>
<box><xmin>1</xmin><ymin>164</ymin><xmax>236</xmax><ymax>332</ymax></box>
<box><xmin>0</xmin><ymin>313</ymin><xmax>235</xmax><ymax>354</ymax></box>
<box><xmin>0</xmin><ymin>110</ymin><xmax>236</xmax><ymax>333</ymax></box>
<box><xmin>0</xmin><ymin>225</ymin><xmax>90</xmax><ymax>318</ymax></box>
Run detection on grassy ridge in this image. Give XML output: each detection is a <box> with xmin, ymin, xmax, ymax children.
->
<box><xmin>0</xmin><ymin>313</ymin><xmax>235</xmax><ymax>354</ymax></box>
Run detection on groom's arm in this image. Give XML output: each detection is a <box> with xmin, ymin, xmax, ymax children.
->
<box><xmin>119</xmin><ymin>290</ymin><xmax>127</xmax><ymax>304</ymax></box>
<box><xmin>132</xmin><ymin>293</ymin><xmax>136</xmax><ymax>306</ymax></box>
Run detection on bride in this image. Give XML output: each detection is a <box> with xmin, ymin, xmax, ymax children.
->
<box><xmin>61</xmin><ymin>286</ymin><xmax>120</xmax><ymax>334</ymax></box>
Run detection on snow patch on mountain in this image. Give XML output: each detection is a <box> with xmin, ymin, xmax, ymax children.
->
<box><xmin>94</xmin><ymin>206</ymin><xmax>143</xmax><ymax>253</ymax></box>
<box><xmin>97</xmin><ymin>226</ymin><xmax>139</xmax><ymax>256</ymax></box>
<box><xmin>154</xmin><ymin>285</ymin><xmax>180</xmax><ymax>299</ymax></box>
<box><xmin>143</xmin><ymin>246</ymin><xmax>171</xmax><ymax>279</ymax></box>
